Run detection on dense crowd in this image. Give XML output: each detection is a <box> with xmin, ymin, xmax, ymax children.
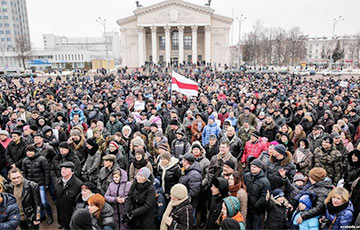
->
<box><xmin>0</xmin><ymin>65</ymin><xmax>360</xmax><ymax>230</ymax></box>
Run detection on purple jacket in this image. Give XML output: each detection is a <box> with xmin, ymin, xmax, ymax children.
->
<box><xmin>105</xmin><ymin>168</ymin><xmax>132</xmax><ymax>230</ymax></box>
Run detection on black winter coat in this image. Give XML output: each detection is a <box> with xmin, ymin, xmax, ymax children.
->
<box><xmin>0</xmin><ymin>193</ymin><xmax>20</xmax><ymax>229</ymax></box>
<box><xmin>265</xmin><ymin>197</ymin><xmax>291</xmax><ymax>229</ymax></box>
<box><xmin>179</xmin><ymin>161</ymin><xmax>202</xmax><ymax>205</ymax></box>
<box><xmin>8</xmin><ymin>179</ymin><xmax>41</xmax><ymax>222</ymax></box>
<box><xmin>22</xmin><ymin>153</ymin><xmax>50</xmax><ymax>186</ymax></box>
<box><xmin>244</xmin><ymin>170</ymin><xmax>271</xmax><ymax>214</ymax></box>
<box><xmin>206</xmin><ymin>194</ymin><xmax>228</xmax><ymax>229</ymax></box>
<box><xmin>124</xmin><ymin>178</ymin><xmax>156</xmax><ymax>229</ymax></box>
<box><xmin>55</xmin><ymin>175</ymin><xmax>82</xmax><ymax>228</ymax></box>
<box><xmin>220</xmin><ymin>135</ymin><xmax>243</xmax><ymax>160</ymax></box>
<box><xmin>344</xmin><ymin>151</ymin><xmax>360</xmax><ymax>191</ymax></box>
<box><xmin>50</xmin><ymin>150</ymin><xmax>81</xmax><ymax>182</ymax></box>
<box><xmin>168</xmin><ymin>198</ymin><xmax>194</xmax><ymax>230</ymax></box>
<box><xmin>156</xmin><ymin>158</ymin><xmax>181</xmax><ymax>198</ymax></box>
<box><xmin>5</xmin><ymin>138</ymin><xmax>27</xmax><ymax>169</ymax></box>
<box><xmin>204</xmin><ymin>142</ymin><xmax>219</xmax><ymax>160</ymax></box>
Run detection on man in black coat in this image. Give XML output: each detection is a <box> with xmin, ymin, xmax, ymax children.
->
<box><xmin>7</xmin><ymin>167</ymin><xmax>41</xmax><ymax>230</ymax></box>
<box><xmin>5</xmin><ymin>129</ymin><xmax>27</xmax><ymax>170</ymax></box>
<box><xmin>220</xmin><ymin>126</ymin><xmax>243</xmax><ymax>160</ymax></box>
<box><xmin>55</xmin><ymin>162</ymin><xmax>82</xmax><ymax>230</ymax></box>
<box><xmin>244</xmin><ymin>159</ymin><xmax>271</xmax><ymax>230</ymax></box>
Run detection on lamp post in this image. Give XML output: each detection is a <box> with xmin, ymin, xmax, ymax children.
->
<box><xmin>236</xmin><ymin>15</ymin><xmax>246</xmax><ymax>67</ymax></box>
<box><xmin>95</xmin><ymin>17</ymin><xmax>109</xmax><ymax>70</ymax></box>
<box><xmin>332</xmin><ymin>16</ymin><xmax>344</xmax><ymax>38</ymax></box>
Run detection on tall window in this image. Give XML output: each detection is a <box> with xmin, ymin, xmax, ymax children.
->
<box><xmin>184</xmin><ymin>35</ymin><xmax>192</xmax><ymax>50</ymax></box>
<box><xmin>159</xmin><ymin>36</ymin><xmax>165</xmax><ymax>50</ymax></box>
<box><xmin>171</xmin><ymin>31</ymin><xmax>179</xmax><ymax>50</ymax></box>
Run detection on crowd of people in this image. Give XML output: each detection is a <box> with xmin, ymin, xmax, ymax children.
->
<box><xmin>0</xmin><ymin>64</ymin><xmax>360</xmax><ymax>230</ymax></box>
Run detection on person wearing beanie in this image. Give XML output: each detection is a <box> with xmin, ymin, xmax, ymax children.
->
<box><xmin>70</xmin><ymin>209</ymin><xmax>93</xmax><ymax>230</ymax></box>
<box><xmin>201</xmin><ymin>113</ymin><xmax>221</xmax><ymax>146</ymax></box>
<box><xmin>182</xmin><ymin>109</ymin><xmax>195</xmax><ymax>142</ymax></box>
<box><xmin>207</xmin><ymin>177</ymin><xmax>229</xmax><ymax>229</ymax></box>
<box><xmin>106</xmin><ymin>140</ymin><xmax>126</xmax><ymax>170</ymax></box>
<box><xmin>264</xmin><ymin>187</ymin><xmax>291</xmax><ymax>230</ymax></box>
<box><xmin>81</xmin><ymin>137</ymin><xmax>101</xmax><ymax>181</ymax></box>
<box><xmin>258</xmin><ymin>140</ymin><xmax>279</xmax><ymax>170</ymax></box>
<box><xmin>293</xmin><ymin>138</ymin><xmax>314</xmax><ymax>176</ymax></box>
<box><xmin>166</xmin><ymin>119</ymin><xmax>181</xmax><ymax>147</ymax></box>
<box><xmin>244</xmin><ymin>154</ymin><xmax>271</xmax><ymax>230</ymax></box>
<box><xmin>220</xmin><ymin>196</ymin><xmax>245</xmax><ymax>229</ymax></box>
<box><xmin>75</xmin><ymin>181</ymin><xmax>98</xmax><ymax>210</ymax></box>
<box><xmin>129</xmin><ymin>147</ymin><xmax>153</xmax><ymax>181</ymax></box>
<box><xmin>160</xmin><ymin>184</ymin><xmax>193</xmax><ymax>230</ymax></box>
<box><xmin>5</xmin><ymin>128</ymin><xmax>27</xmax><ymax>170</ymax></box>
<box><xmin>104</xmin><ymin>168</ymin><xmax>132</xmax><ymax>230</ymax></box>
<box><xmin>313</xmin><ymin>136</ymin><xmax>343</xmax><ymax>185</ymax></box>
<box><xmin>292</xmin><ymin>194</ymin><xmax>319</xmax><ymax>230</ymax></box>
<box><xmin>157</xmin><ymin>152</ymin><xmax>181</xmax><ymax>202</ymax></box>
<box><xmin>241</xmin><ymin>130</ymin><xmax>266</xmax><ymax>165</ymax></box>
<box><xmin>171</xmin><ymin>128</ymin><xmax>190</xmax><ymax>160</ymax></box>
<box><xmin>294</xmin><ymin>167</ymin><xmax>332</xmax><ymax>226</ymax></box>
<box><xmin>0</xmin><ymin>129</ymin><xmax>12</xmax><ymax>149</ymax></box>
<box><xmin>124</xmin><ymin>166</ymin><xmax>156</xmax><ymax>229</ymax></box>
<box><xmin>223</xmin><ymin>159</ymin><xmax>236</xmax><ymax>180</ymax></box>
<box><xmin>220</xmin><ymin>218</ymin><xmax>241</xmax><ymax>230</ymax></box>
<box><xmin>266</xmin><ymin>143</ymin><xmax>296</xmax><ymax>191</ymax></box>
<box><xmin>87</xmin><ymin>193</ymin><xmax>116</xmax><ymax>230</ymax></box>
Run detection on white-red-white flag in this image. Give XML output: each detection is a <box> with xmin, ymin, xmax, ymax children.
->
<box><xmin>171</xmin><ymin>71</ymin><xmax>198</xmax><ymax>97</ymax></box>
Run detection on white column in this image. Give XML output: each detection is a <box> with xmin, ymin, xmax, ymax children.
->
<box><xmin>164</xmin><ymin>25</ymin><xmax>171</xmax><ymax>65</ymax></box>
<box><xmin>143</xmin><ymin>28</ymin><xmax>147</xmax><ymax>63</ymax></box>
<box><xmin>191</xmin><ymin>25</ymin><xmax>198</xmax><ymax>64</ymax></box>
<box><xmin>178</xmin><ymin>26</ymin><xmax>184</xmax><ymax>64</ymax></box>
<box><xmin>205</xmin><ymin>25</ymin><xmax>211</xmax><ymax>64</ymax></box>
<box><xmin>151</xmin><ymin>26</ymin><xmax>157</xmax><ymax>64</ymax></box>
<box><xmin>137</xmin><ymin>26</ymin><xmax>144</xmax><ymax>66</ymax></box>
<box><xmin>120</xmin><ymin>28</ymin><xmax>127</xmax><ymax>67</ymax></box>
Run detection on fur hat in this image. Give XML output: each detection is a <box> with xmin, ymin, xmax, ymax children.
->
<box><xmin>170</xmin><ymin>184</ymin><xmax>188</xmax><ymax>200</ymax></box>
<box><xmin>309</xmin><ymin>167</ymin><xmax>327</xmax><ymax>183</ymax></box>
<box><xmin>132</xmin><ymin>136</ymin><xmax>145</xmax><ymax>147</ymax></box>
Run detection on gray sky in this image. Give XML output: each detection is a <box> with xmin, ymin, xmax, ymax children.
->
<box><xmin>27</xmin><ymin>0</ymin><xmax>360</xmax><ymax>48</ymax></box>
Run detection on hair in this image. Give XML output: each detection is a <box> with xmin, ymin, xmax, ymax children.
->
<box><xmin>324</xmin><ymin>187</ymin><xmax>350</xmax><ymax>204</ymax></box>
<box><xmin>231</xmin><ymin>171</ymin><xmax>247</xmax><ymax>192</ymax></box>
<box><xmin>112</xmin><ymin>169</ymin><xmax>122</xmax><ymax>177</ymax></box>
<box><xmin>220</xmin><ymin>140</ymin><xmax>230</xmax><ymax>147</ymax></box>
<box><xmin>0</xmin><ymin>175</ymin><xmax>5</xmax><ymax>193</ymax></box>
<box><xmin>8</xmin><ymin>167</ymin><xmax>23</xmax><ymax>179</ymax></box>
<box><xmin>88</xmin><ymin>194</ymin><xmax>106</xmax><ymax>220</ymax></box>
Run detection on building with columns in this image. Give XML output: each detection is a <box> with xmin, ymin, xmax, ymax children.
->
<box><xmin>117</xmin><ymin>0</ymin><xmax>233</xmax><ymax>67</ymax></box>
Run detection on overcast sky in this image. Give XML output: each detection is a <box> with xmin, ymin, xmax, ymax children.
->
<box><xmin>27</xmin><ymin>0</ymin><xmax>360</xmax><ymax>48</ymax></box>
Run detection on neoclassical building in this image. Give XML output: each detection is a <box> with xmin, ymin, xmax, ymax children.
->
<box><xmin>117</xmin><ymin>0</ymin><xmax>233</xmax><ymax>67</ymax></box>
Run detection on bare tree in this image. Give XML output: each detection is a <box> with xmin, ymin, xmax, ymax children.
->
<box><xmin>15</xmin><ymin>35</ymin><xmax>31</xmax><ymax>70</ymax></box>
<box><xmin>273</xmin><ymin>27</ymin><xmax>287</xmax><ymax>65</ymax></box>
<box><xmin>287</xmin><ymin>27</ymin><xmax>307</xmax><ymax>66</ymax></box>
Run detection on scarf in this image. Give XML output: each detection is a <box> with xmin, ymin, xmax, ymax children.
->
<box><xmin>327</xmin><ymin>201</ymin><xmax>349</xmax><ymax>215</ymax></box>
<box><xmin>160</xmin><ymin>196</ymin><xmax>189</xmax><ymax>230</ymax></box>
<box><xmin>229</xmin><ymin>184</ymin><xmax>240</xmax><ymax>196</ymax></box>
<box><xmin>197</xmin><ymin>121</ymin><xmax>203</xmax><ymax>132</ymax></box>
<box><xmin>87</xmin><ymin>145</ymin><xmax>99</xmax><ymax>156</ymax></box>
<box><xmin>133</xmin><ymin>158</ymin><xmax>147</xmax><ymax>169</ymax></box>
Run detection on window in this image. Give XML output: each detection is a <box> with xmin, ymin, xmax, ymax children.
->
<box><xmin>4</xmin><ymin>23</ymin><xmax>9</xmax><ymax>27</ymax></box>
<box><xmin>171</xmin><ymin>31</ymin><xmax>179</xmax><ymax>50</ymax></box>
<box><xmin>159</xmin><ymin>36</ymin><xmax>165</xmax><ymax>50</ymax></box>
<box><xmin>1</xmin><ymin>1</ymin><xmax>7</xmax><ymax>5</ymax></box>
<box><xmin>187</xmin><ymin>55</ymin><xmax>192</xmax><ymax>62</ymax></box>
<box><xmin>3</xmin><ymin>16</ymin><xmax>8</xmax><ymax>20</ymax></box>
<box><xmin>198</xmin><ymin>55</ymin><xmax>202</xmax><ymax>61</ymax></box>
<box><xmin>159</xmin><ymin>55</ymin><xmax>164</xmax><ymax>62</ymax></box>
<box><xmin>184</xmin><ymin>35</ymin><xmax>192</xmax><ymax>50</ymax></box>
<box><xmin>6</xmin><ymin>37</ymin><xmax>10</xmax><ymax>41</ymax></box>
<box><xmin>2</xmin><ymin>8</ymin><xmax>7</xmax><ymax>12</ymax></box>
<box><xmin>5</xmin><ymin>30</ymin><xmax>10</xmax><ymax>34</ymax></box>
<box><xmin>0</xmin><ymin>30</ymin><xmax>3</xmax><ymax>34</ymax></box>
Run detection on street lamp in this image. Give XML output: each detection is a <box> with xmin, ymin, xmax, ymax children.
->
<box><xmin>236</xmin><ymin>15</ymin><xmax>246</xmax><ymax>67</ymax></box>
<box><xmin>332</xmin><ymin>16</ymin><xmax>344</xmax><ymax>38</ymax></box>
<box><xmin>95</xmin><ymin>17</ymin><xmax>109</xmax><ymax>70</ymax></box>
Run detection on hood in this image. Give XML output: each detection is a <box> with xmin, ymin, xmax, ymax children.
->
<box><xmin>315</xmin><ymin>179</ymin><xmax>333</xmax><ymax>190</ymax></box>
<box><xmin>348</xmin><ymin>150</ymin><xmax>360</xmax><ymax>167</ymax></box>
<box><xmin>160</xmin><ymin>157</ymin><xmax>179</xmax><ymax>170</ymax></box>
<box><xmin>119</xmin><ymin>168</ymin><xmax>129</xmax><ymax>183</ymax></box>
<box><xmin>42</xmin><ymin>125</ymin><xmax>53</xmax><ymax>135</ymax></box>
<box><xmin>191</xmin><ymin>141</ymin><xmax>206</xmax><ymax>157</ymax></box>
<box><xmin>270</xmin><ymin>151</ymin><xmax>292</xmax><ymax>166</ymax></box>
<box><xmin>0</xmin><ymin>193</ymin><xmax>17</xmax><ymax>211</ymax></box>
<box><xmin>208</xmin><ymin>122</ymin><xmax>218</xmax><ymax>127</ymax></box>
<box><xmin>186</xmin><ymin>161</ymin><xmax>202</xmax><ymax>174</ymax></box>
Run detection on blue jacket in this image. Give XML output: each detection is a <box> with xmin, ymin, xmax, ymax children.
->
<box><xmin>292</xmin><ymin>211</ymin><xmax>319</xmax><ymax>230</ymax></box>
<box><xmin>70</xmin><ymin>109</ymin><xmax>86</xmax><ymax>122</ymax></box>
<box><xmin>0</xmin><ymin>193</ymin><xmax>20</xmax><ymax>230</ymax></box>
<box><xmin>202</xmin><ymin>123</ymin><xmax>221</xmax><ymax>146</ymax></box>
<box><xmin>325</xmin><ymin>201</ymin><xmax>354</xmax><ymax>230</ymax></box>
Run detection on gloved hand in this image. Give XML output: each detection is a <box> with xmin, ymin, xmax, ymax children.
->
<box><xmin>122</xmin><ymin>212</ymin><xmax>133</xmax><ymax>223</ymax></box>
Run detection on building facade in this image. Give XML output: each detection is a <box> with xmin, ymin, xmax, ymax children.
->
<box><xmin>117</xmin><ymin>0</ymin><xmax>233</xmax><ymax>67</ymax></box>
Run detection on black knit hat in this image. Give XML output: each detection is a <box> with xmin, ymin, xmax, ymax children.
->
<box><xmin>59</xmin><ymin>141</ymin><xmax>71</xmax><ymax>150</ymax></box>
<box><xmin>86</xmin><ymin>137</ymin><xmax>97</xmax><ymax>148</ymax></box>
<box><xmin>224</xmin><ymin>159</ymin><xmax>236</xmax><ymax>170</ymax></box>
<box><xmin>150</xmin><ymin>122</ymin><xmax>158</xmax><ymax>128</ymax></box>
<box><xmin>25</xmin><ymin>145</ymin><xmax>37</xmax><ymax>153</ymax></box>
<box><xmin>211</xmin><ymin>177</ymin><xmax>229</xmax><ymax>197</ymax></box>
<box><xmin>70</xmin><ymin>209</ymin><xmax>93</xmax><ymax>230</ymax></box>
<box><xmin>169</xmin><ymin>119</ymin><xmax>179</xmax><ymax>126</ymax></box>
<box><xmin>220</xmin><ymin>218</ymin><xmax>240</xmax><ymax>230</ymax></box>
<box><xmin>81</xmin><ymin>182</ymin><xmax>98</xmax><ymax>194</ymax></box>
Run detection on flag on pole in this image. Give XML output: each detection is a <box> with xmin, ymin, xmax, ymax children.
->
<box><xmin>171</xmin><ymin>71</ymin><xmax>198</xmax><ymax>97</ymax></box>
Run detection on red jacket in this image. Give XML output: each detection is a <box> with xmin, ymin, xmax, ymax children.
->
<box><xmin>241</xmin><ymin>138</ymin><xmax>268</xmax><ymax>163</ymax></box>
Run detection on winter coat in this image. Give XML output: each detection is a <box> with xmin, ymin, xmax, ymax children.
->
<box><xmin>97</xmin><ymin>163</ymin><xmax>120</xmax><ymax>195</ymax></box>
<box><xmin>350</xmin><ymin>178</ymin><xmax>360</xmax><ymax>220</ymax></box>
<box><xmin>299</xmin><ymin>180</ymin><xmax>333</xmax><ymax>221</ymax></box>
<box><xmin>204</xmin><ymin>141</ymin><xmax>219</xmax><ymax>160</ymax></box>
<box><xmin>317</xmin><ymin>117</ymin><xmax>335</xmax><ymax>134</ymax></box>
<box><xmin>124</xmin><ymin>177</ymin><xmax>156</xmax><ymax>229</ymax></box>
<box><xmin>265</xmin><ymin>151</ymin><xmax>296</xmax><ymax>191</ymax></box>
<box><xmin>258</xmin><ymin>150</ymin><xmax>271</xmax><ymax>170</ymax></box>
<box><xmin>22</xmin><ymin>153</ymin><xmax>50</xmax><ymax>186</ymax></box>
<box><xmin>182</xmin><ymin>116</ymin><xmax>195</xmax><ymax>141</ymax></box>
<box><xmin>5</xmin><ymin>138</ymin><xmax>27</xmax><ymax>169</ymax></box>
<box><xmin>204</xmin><ymin>152</ymin><xmax>237</xmax><ymax>187</ymax></box>
<box><xmin>90</xmin><ymin>202</ymin><xmax>116</xmax><ymax>230</ymax></box>
<box><xmin>191</xmin><ymin>120</ymin><xmax>206</xmax><ymax>143</ymax></box>
<box><xmin>343</xmin><ymin>151</ymin><xmax>360</xmax><ymax>191</ymax></box>
<box><xmin>220</xmin><ymin>134</ymin><xmax>243</xmax><ymax>160</ymax></box>
<box><xmin>0</xmin><ymin>193</ymin><xmax>20</xmax><ymax>229</ymax></box>
<box><xmin>237</xmin><ymin>126</ymin><xmax>257</xmax><ymax>144</ymax></box>
<box><xmin>7</xmin><ymin>179</ymin><xmax>41</xmax><ymax>222</ymax></box>
<box><xmin>274</xmin><ymin>114</ymin><xmax>286</xmax><ymax>127</ymax></box>
<box><xmin>168</xmin><ymin>198</ymin><xmax>194</xmax><ymax>230</ymax></box>
<box><xmin>195</xmin><ymin>153</ymin><xmax>210</xmax><ymax>189</ymax></box>
<box><xmin>50</xmin><ymin>150</ymin><xmax>81</xmax><ymax>182</ymax></box>
<box><xmin>179</xmin><ymin>161</ymin><xmax>202</xmax><ymax>206</ymax></box>
<box><xmin>55</xmin><ymin>174</ymin><xmax>82</xmax><ymax>228</ymax></box>
<box><xmin>33</xmin><ymin>142</ymin><xmax>57</xmax><ymax>163</ymax></box>
<box><xmin>106</xmin><ymin>120</ymin><xmax>123</xmax><ymax>135</ymax></box>
<box><xmin>289</xmin><ymin>131</ymin><xmax>306</xmax><ymax>149</ymax></box>
<box><xmin>324</xmin><ymin>201</ymin><xmax>354</xmax><ymax>230</ymax></box>
<box><xmin>171</xmin><ymin>137</ymin><xmax>191</xmax><ymax>160</ymax></box>
<box><xmin>313</xmin><ymin>146</ymin><xmax>343</xmax><ymax>185</ymax></box>
<box><xmin>292</xmin><ymin>211</ymin><xmax>319</xmax><ymax>230</ymax></box>
<box><xmin>129</xmin><ymin>161</ymin><xmax>153</xmax><ymax>181</ymax></box>
<box><xmin>71</xmin><ymin>137</ymin><xmax>87</xmax><ymax>166</ymax></box>
<box><xmin>293</xmin><ymin>147</ymin><xmax>314</xmax><ymax>176</ymax></box>
<box><xmin>265</xmin><ymin>196</ymin><xmax>291</xmax><ymax>229</ymax></box>
<box><xmin>260</xmin><ymin>120</ymin><xmax>277</xmax><ymax>141</ymax></box>
<box><xmin>244</xmin><ymin>170</ymin><xmax>271</xmax><ymax>214</ymax></box>
<box><xmin>206</xmin><ymin>180</ymin><xmax>229</xmax><ymax>229</ymax></box>
<box><xmin>307</xmin><ymin>132</ymin><xmax>324</xmax><ymax>152</ymax></box>
<box><xmin>82</xmin><ymin>150</ymin><xmax>101</xmax><ymax>182</ymax></box>
<box><xmin>202</xmin><ymin>123</ymin><xmax>221</xmax><ymax>146</ymax></box>
<box><xmin>241</xmin><ymin>138</ymin><xmax>267</xmax><ymax>163</ymax></box>
<box><xmin>156</xmin><ymin>157</ymin><xmax>181</xmax><ymax>199</ymax></box>
<box><xmin>237</xmin><ymin>113</ymin><xmax>257</xmax><ymax>129</ymax></box>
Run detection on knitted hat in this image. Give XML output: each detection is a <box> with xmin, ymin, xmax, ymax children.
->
<box><xmin>70</xmin><ymin>129</ymin><xmax>81</xmax><ymax>137</ymax></box>
<box><xmin>209</xmin><ymin>134</ymin><xmax>217</xmax><ymax>140</ymax></box>
<box><xmin>25</xmin><ymin>145</ymin><xmax>37</xmax><ymax>153</ymax></box>
<box><xmin>160</xmin><ymin>152</ymin><xmax>171</xmax><ymax>162</ymax></box>
<box><xmin>272</xmin><ymin>189</ymin><xmax>285</xmax><ymax>199</ymax></box>
<box><xmin>212</xmin><ymin>177</ymin><xmax>229</xmax><ymax>197</ymax></box>
<box><xmin>299</xmin><ymin>194</ymin><xmax>312</xmax><ymax>211</ymax></box>
<box><xmin>309</xmin><ymin>167</ymin><xmax>327</xmax><ymax>183</ymax></box>
<box><xmin>102</xmin><ymin>154</ymin><xmax>116</xmax><ymax>162</ymax></box>
<box><xmin>0</xmin><ymin>130</ymin><xmax>10</xmax><ymax>137</ymax></box>
<box><xmin>224</xmin><ymin>159</ymin><xmax>236</xmax><ymax>170</ymax></box>
<box><xmin>169</xmin><ymin>119</ymin><xmax>179</xmax><ymax>126</ymax></box>
<box><xmin>269</xmin><ymin>141</ymin><xmax>279</xmax><ymax>146</ymax></box>
<box><xmin>86</xmin><ymin>137</ymin><xmax>97</xmax><ymax>148</ymax></box>
<box><xmin>293</xmin><ymin>172</ymin><xmax>306</xmax><ymax>183</ymax></box>
<box><xmin>274</xmin><ymin>144</ymin><xmax>287</xmax><ymax>157</ymax></box>
<box><xmin>251</xmin><ymin>131</ymin><xmax>260</xmax><ymax>139</ymax></box>
<box><xmin>87</xmin><ymin>194</ymin><xmax>105</xmax><ymax>213</ymax></box>
<box><xmin>158</xmin><ymin>143</ymin><xmax>169</xmax><ymax>152</ymax></box>
<box><xmin>183</xmin><ymin>152</ymin><xmax>195</xmax><ymax>163</ymax></box>
<box><xmin>170</xmin><ymin>184</ymin><xmax>188</xmax><ymax>200</ymax></box>
<box><xmin>192</xmin><ymin>142</ymin><xmax>202</xmax><ymax>151</ymax></box>
<box><xmin>220</xmin><ymin>218</ymin><xmax>240</xmax><ymax>230</ymax></box>
<box><xmin>132</xmin><ymin>136</ymin><xmax>145</xmax><ymax>147</ymax></box>
<box><xmin>208</xmin><ymin>115</ymin><xmax>215</xmax><ymax>121</ymax></box>
<box><xmin>223</xmin><ymin>196</ymin><xmax>241</xmax><ymax>218</ymax></box>
<box><xmin>143</xmin><ymin>121</ymin><xmax>151</xmax><ymax>127</ymax></box>
<box><xmin>150</xmin><ymin>122</ymin><xmax>158</xmax><ymax>128</ymax></box>
<box><xmin>59</xmin><ymin>141</ymin><xmax>70</xmax><ymax>150</ymax></box>
<box><xmin>135</xmin><ymin>148</ymin><xmax>145</xmax><ymax>157</ymax></box>
<box><xmin>109</xmin><ymin>141</ymin><xmax>119</xmax><ymax>149</ymax></box>
<box><xmin>137</xmin><ymin>167</ymin><xmax>151</xmax><ymax>180</ymax></box>
<box><xmin>175</xmin><ymin>129</ymin><xmax>185</xmax><ymax>136</ymax></box>
<box><xmin>250</xmin><ymin>159</ymin><xmax>262</xmax><ymax>169</ymax></box>
<box><xmin>23</xmin><ymin>125</ymin><xmax>30</xmax><ymax>131</ymax></box>
<box><xmin>81</xmin><ymin>182</ymin><xmax>98</xmax><ymax>194</ymax></box>
<box><xmin>30</xmin><ymin>125</ymin><xmax>38</xmax><ymax>131</ymax></box>
<box><xmin>70</xmin><ymin>209</ymin><xmax>93</xmax><ymax>230</ymax></box>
